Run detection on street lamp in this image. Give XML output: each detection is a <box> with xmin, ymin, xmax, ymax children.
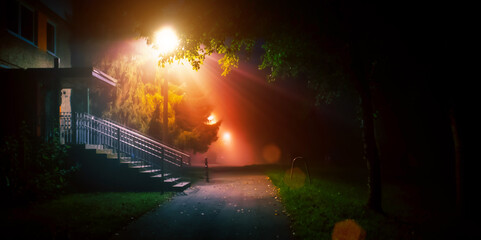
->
<box><xmin>154</xmin><ymin>27</ymin><xmax>179</xmax><ymax>55</ymax></box>
<box><xmin>153</xmin><ymin>26</ymin><xmax>179</xmax><ymax>144</ymax></box>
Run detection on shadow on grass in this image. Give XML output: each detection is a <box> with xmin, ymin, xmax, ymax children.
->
<box><xmin>266</xmin><ymin>164</ymin><xmax>474</xmax><ymax>240</ymax></box>
<box><xmin>2</xmin><ymin>192</ymin><xmax>173</xmax><ymax>239</ymax></box>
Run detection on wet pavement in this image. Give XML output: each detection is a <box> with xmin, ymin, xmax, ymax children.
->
<box><xmin>111</xmin><ymin>168</ymin><xmax>293</xmax><ymax>240</ymax></box>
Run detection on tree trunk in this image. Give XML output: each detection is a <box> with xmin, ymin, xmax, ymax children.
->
<box><xmin>350</xmin><ymin>40</ymin><xmax>383</xmax><ymax>213</ymax></box>
<box><xmin>162</xmin><ymin>78</ymin><xmax>169</xmax><ymax>144</ymax></box>
<box><xmin>359</xmin><ymin>80</ymin><xmax>383</xmax><ymax>213</ymax></box>
<box><xmin>449</xmin><ymin>105</ymin><xmax>462</xmax><ymax>215</ymax></box>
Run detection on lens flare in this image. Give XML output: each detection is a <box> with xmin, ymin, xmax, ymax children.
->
<box><xmin>332</xmin><ymin>219</ymin><xmax>366</xmax><ymax>240</ymax></box>
<box><xmin>284</xmin><ymin>168</ymin><xmax>306</xmax><ymax>189</ymax></box>
<box><xmin>262</xmin><ymin>143</ymin><xmax>281</xmax><ymax>163</ymax></box>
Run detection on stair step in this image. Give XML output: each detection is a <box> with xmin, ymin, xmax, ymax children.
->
<box><xmin>120</xmin><ymin>160</ymin><xmax>142</xmax><ymax>164</ymax></box>
<box><xmin>140</xmin><ymin>169</ymin><xmax>161</xmax><ymax>173</ymax></box>
<box><xmin>96</xmin><ymin>149</ymin><xmax>113</xmax><ymax>154</ymax></box>
<box><xmin>85</xmin><ymin>144</ymin><xmax>103</xmax><ymax>150</ymax></box>
<box><xmin>164</xmin><ymin>177</ymin><xmax>180</xmax><ymax>183</ymax></box>
<box><xmin>129</xmin><ymin>165</ymin><xmax>152</xmax><ymax>169</ymax></box>
<box><xmin>107</xmin><ymin>153</ymin><xmax>129</xmax><ymax>159</ymax></box>
<box><xmin>151</xmin><ymin>173</ymin><xmax>171</xmax><ymax>178</ymax></box>
<box><xmin>172</xmin><ymin>181</ymin><xmax>190</xmax><ymax>188</ymax></box>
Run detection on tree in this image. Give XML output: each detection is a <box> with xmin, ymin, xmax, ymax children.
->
<box><xmin>71</xmin><ymin>0</ymin><xmax>453</xmax><ymax>214</ymax></box>
<box><xmin>134</xmin><ymin>0</ymin><xmax>385</xmax><ymax>212</ymax></box>
<box><xmin>94</xmin><ymin>45</ymin><xmax>220</xmax><ymax>153</ymax></box>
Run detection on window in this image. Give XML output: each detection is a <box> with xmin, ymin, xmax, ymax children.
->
<box><xmin>20</xmin><ymin>5</ymin><xmax>35</xmax><ymax>42</ymax></box>
<box><xmin>6</xmin><ymin>0</ymin><xmax>36</xmax><ymax>45</ymax></box>
<box><xmin>47</xmin><ymin>22</ymin><xmax>55</xmax><ymax>53</ymax></box>
<box><xmin>6</xmin><ymin>0</ymin><xmax>19</xmax><ymax>33</ymax></box>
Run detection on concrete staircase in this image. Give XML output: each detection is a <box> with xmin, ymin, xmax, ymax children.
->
<box><xmin>71</xmin><ymin>144</ymin><xmax>191</xmax><ymax>192</ymax></box>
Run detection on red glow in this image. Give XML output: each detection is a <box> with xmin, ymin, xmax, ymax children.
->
<box><xmin>105</xmin><ymin>39</ymin><xmax>268</xmax><ymax>166</ymax></box>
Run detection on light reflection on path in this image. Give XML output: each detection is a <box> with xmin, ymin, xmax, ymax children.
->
<box><xmin>112</xmin><ymin>170</ymin><xmax>293</xmax><ymax>240</ymax></box>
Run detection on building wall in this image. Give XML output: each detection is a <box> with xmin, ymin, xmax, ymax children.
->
<box><xmin>0</xmin><ymin>0</ymin><xmax>73</xmax><ymax>139</ymax></box>
<box><xmin>0</xmin><ymin>0</ymin><xmax>71</xmax><ymax>69</ymax></box>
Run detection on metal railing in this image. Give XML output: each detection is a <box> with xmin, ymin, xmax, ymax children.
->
<box><xmin>60</xmin><ymin>112</ymin><xmax>190</xmax><ymax>169</ymax></box>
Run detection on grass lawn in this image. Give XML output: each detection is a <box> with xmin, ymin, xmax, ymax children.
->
<box><xmin>3</xmin><ymin>192</ymin><xmax>173</xmax><ymax>239</ymax></box>
<box><xmin>267</xmin><ymin>166</ymin><xmax>462</xmax><ymax>240</ymax></box>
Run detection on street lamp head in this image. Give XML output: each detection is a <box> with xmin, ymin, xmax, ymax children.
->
<box><xmin>154</xmin><ymin>27</ymin><xmax>179</xmax><ymax>55</ymax></box>
<box><xmin>207</xmin><ymin>114</ymin><xmax>216</xmax><ymax>125</ymax></box>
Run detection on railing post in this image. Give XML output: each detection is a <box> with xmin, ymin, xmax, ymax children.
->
<box><xmin>205</xmin><ymin>157</ymin><xmax>209</xmax><ymax>183</ymax></box>
<box><xmin>87</xmin><ymin>115</ymin><xmax>90</xmax><ymax>144</ymax></box>
<box><xmin>161</xmin><ymin>148</ymin><xmax>165</xmax><ymax>194</ymax></box>
<box><xmin>72</xmin><ymin>112</ymin><xmax>77</xmax><ymax>144</ymax></box>
<box><xmin>117</xmin><ymin>127</ymin><xmax>121</xmax><ymax>162</ymax></box>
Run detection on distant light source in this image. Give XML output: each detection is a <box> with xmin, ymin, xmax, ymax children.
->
<box><xmin>154</xmin><ymin>27</ymin><xmax>179</xmax><ymax>55</ymax></box>
<box><xmin>223</xmin><ymin>132</ymin><xmax>231</xmax><ymax>143</ymax></box>
<box><xmin>207</xmin><ymin>114</ymin><xmax>216</xmax><ymax>125</ymax></box>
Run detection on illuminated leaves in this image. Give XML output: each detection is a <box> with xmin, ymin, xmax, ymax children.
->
<box><xmin>96</xmin><ymin>51</ymin><xmax>220</xmax><ymax>152</ymax></box>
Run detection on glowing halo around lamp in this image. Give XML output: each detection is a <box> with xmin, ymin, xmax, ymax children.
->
<box><xmin>207</xmin><ymin>114</ymin><xmax>216</xmax><ymax>125</ymax></box>
<box><xmin>153</xmin><ymin>27</ymin><xmax>179</xmax><ymax>55</ymax></box>
<box><xmin>223</xmin><ymin>132</ymin><xmax>231</xmax><ymax>144</ymax></box>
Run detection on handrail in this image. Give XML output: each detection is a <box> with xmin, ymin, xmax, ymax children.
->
<box><xmin>100</xmin><ymin>116</ymin><xmax>189</xmax><ymax>158</ymax></box>
<box><xmin>60</xmin><ymin>112</ymin><xmax>191</xmax><ymax>168</ymax></box>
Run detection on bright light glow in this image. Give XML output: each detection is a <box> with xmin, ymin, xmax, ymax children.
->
<box><xmin>154</xmin><ymin>27</ymin><xmax>179</xmax><ymax>55</ymax></box>
<box><xmin>207</xmin><ymin>114</ymin><xmax>216</xmax><ymax>125</ymax></box>
<box><xmin>223</xmin><ymin>132</ymin><xmax>231</xmax><ymax>143</ymax></box>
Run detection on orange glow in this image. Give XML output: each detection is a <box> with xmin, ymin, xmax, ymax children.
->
<box><xmin>332</xmin><ymin>219</ymin><xmax>366</xmax><ymax>240</ymax></box>
<box><xmin>207</xmin><ymin>114</ymin><xmax>216</xmax><ymax>125</ymax></box>
<box><xmin>112</xmin><ymin>40</ymin><xmax>261</xmax><ymax>167</ymax></box>
<box><xmin>223</xmin><ymin>132</ymin><xmax>231</xmax><ymax>143</ymax></box>
<box><xmin>153</xmin><ymin>27</ymin><xmax>179</xmax><ymax>55</ymax></box>
<box><xmin>262</xmin><ymin>143</ymin><xmax>281</xmax><ymax>163</ymax></box>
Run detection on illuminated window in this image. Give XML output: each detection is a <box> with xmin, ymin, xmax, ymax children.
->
<box><xmin>47</xmin><ymin>22</ymin><xmax>55</xmax><ymax>53</ymax></box>
<box><xmin>6</xmin><ymin>0</ymin><xmax>36</xmax><ymax>45</ymax></box>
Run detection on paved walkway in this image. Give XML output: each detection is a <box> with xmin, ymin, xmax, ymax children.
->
<box><xmin>111</xmin><ymin>168</ymin><xmax>293</xmax><ymax>240</ymax></box>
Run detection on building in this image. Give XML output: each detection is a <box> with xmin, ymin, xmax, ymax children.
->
<box><xmin>0</xmin><ymin>0</ymin><xmax>116</xmax><ymax>139</ymax></box>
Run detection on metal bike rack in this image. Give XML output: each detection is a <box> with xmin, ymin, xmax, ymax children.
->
<box><xmin>290</xmin><ymin>156</ymin><xmax>311</xmax><ymax>184</ymax></box>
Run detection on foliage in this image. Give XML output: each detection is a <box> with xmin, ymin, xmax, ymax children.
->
<box><xmin>173</xmin><ymin>93</ymin><xmax>221</xmax><ymax>153</ymax></box>
<box><xmin>5</xmin><ymin>192</ymin><xmax>173</xmax><ymax>239</ymax></box>
<box><xmin>98</xmin><ymin>54</ymin><xmax>155</xmax><ymax>133</ymax></box>
<box><xmin>141</xmin><ymin>0</ymin><xmax>353</xmax><ymax>105</ymax></box>
<box><xmin>96</xmin><ymin>51</ymin><xmax>220</xmax><ymax>153</ymax></box>
<box><xmin>267</xmin><ymin>169</ymin><xmax>404</xmax><ymax>240</ymax></box>
<box><xmin>0</xmin><ymin>122</ymin><xmax>78</xmax><ymax>203</ymax></box>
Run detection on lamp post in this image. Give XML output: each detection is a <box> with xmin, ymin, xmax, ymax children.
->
<box><xmin>153</xmin><ymin>27</ymin><xmax>179</xmax><ymax>144</ymax></box>
<box><xmin>162</xmin><ymin>74</ymin><xmax>168</xmax><ymax>143</ymax></box>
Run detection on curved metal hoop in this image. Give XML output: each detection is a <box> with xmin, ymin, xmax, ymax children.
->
<box><xmin>290</xmin><ymin>156</ymin><xmax>311</xmax><ymax>184</ymax></box>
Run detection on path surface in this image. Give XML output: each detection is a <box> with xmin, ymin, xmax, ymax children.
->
<box><xmin>111</xmin><ymin>167</ymin><xmax>293</xmax><ymax>240</ymax></box>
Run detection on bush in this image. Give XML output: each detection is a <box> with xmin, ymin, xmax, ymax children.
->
<box><xmin>0</xmin><ymin>122</ymin><xmax>78</xmax><ymax>203</ymax></box>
